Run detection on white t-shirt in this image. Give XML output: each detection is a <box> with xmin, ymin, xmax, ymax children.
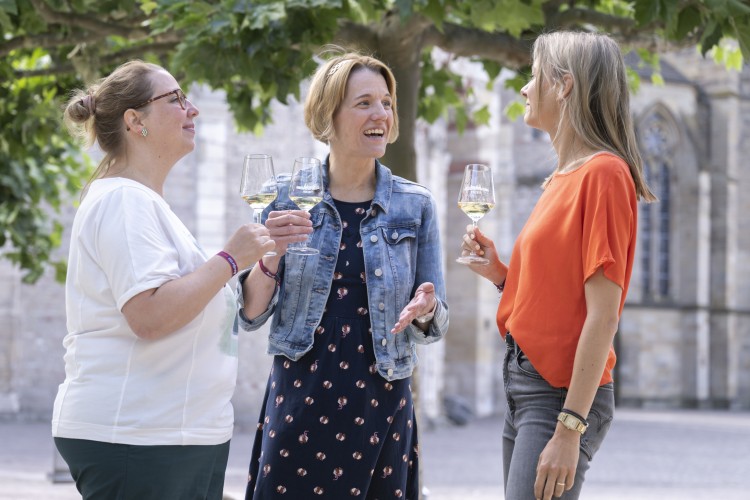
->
<box><xmin>52</xmin><ymin>178</ymin><xmax>238</xmax><ymax>446</ymax></box>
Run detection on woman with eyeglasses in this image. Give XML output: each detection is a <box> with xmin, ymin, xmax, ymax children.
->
<box><xmin>51</xmin><ymin>60</ymin><xmax>303</xmax><ymax>499</ymax></box>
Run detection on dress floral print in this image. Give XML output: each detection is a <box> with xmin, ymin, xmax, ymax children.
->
<box><xmin>246</xmin><ymin>199</ymin><xmax>419</xmax><ymax>499</ymax></box>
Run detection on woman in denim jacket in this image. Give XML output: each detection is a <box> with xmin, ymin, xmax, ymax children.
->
<box><xmin>238</xmin><ymin>51</ymin><xmax>449</xmax><ymax>499</ymax></box>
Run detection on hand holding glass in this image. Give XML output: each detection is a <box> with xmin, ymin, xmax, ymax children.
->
<box><xmin>287</xmin><ymin>157</ymin><xmax>324</xmax><ymax>255</ymax></box>
<box><xmin>240</xmin><ymin>154</ymin><xmax>278</xmax><ymax>256</ymax></box>
<box><xmin>456</xmin><ymin>163</ymin><xmax>495</xmax><ymax>265</ymax></box>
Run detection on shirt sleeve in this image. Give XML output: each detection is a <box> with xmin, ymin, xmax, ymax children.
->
<box><xmin>580</xmin><ymin>160</ymin><xmax>636</xmax><ymax>288</ymax></box>
<box><xmin>93</xmin><ymin>186</ymin><xmax>183</xmax><ymax>310</ymax></box>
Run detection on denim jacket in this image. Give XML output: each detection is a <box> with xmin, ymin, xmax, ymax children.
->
<box><xmin>236</xmin><ymin>159</ymin><xmax>448</xmax><ymax>381</ymax></box>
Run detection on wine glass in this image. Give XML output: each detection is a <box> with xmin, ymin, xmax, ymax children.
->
<box><xmin>240</xmin><ymin>153</ymin><xmax>278</xmax><ymax>256</ymax></box>
<box><xmin>456</xmin><ymin>163</ymin><xmax>495</xmax><ymax>265</ymax></box>
<box><xmin>287</xmin><ymin>157</ymin><xmax>324</xmax><ymax>255</ymax></box>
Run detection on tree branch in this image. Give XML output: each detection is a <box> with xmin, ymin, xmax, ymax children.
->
<box><xmin>0</xmin><ymin>32</ymin><xmax>104</xmax><ymax>58</ymax></box>
<box><xmin>555</xmin><ymin>7</ymin><xmax>637</xmax><ymax>32</ymax></box>
<box><xmin>333</xmin><ymin>19</ymin><xmax>379</xmax><ymax>50</ymax></box>
<box><xmin>423</xmin><ymin>23</ymin><xmax>533</xmax><ymax>69</ymax></box>
<box><xmin>28</xmin><ymin>0</ymin><xmax>149</xmax><ymax>38</ymax></box>
<box><xmin>13</xmin><ymin>41</ymin><xmax>179</xmax><ymax>79</ymax></box>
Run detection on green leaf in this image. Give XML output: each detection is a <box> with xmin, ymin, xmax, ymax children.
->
<box><xmin>420</xmin><ymin>0</ymin><xmax>446</xmax><ymax>31</ymax></box>
<box><xmin>674</xmin><ymin>5</ymin><xmax>702</xmax><ymax>39</ymax></box>
<box><xmin>472</xmin><ymin>105</ymin><xmax>491</xmax><ymax>126</ymax></box>
<box><xmin>140</xmin><ymin>0</ymin><xmax>158</xmax><ymax>15</ymax></box>
<box><xmin>504</xmin><ymin>100</ymin><xmax>525</xmax><ymax>122</ymax></box>
<box><xmin>0</xmin><ymin>0</ymin><xmax>17</xmax><ymax>14</ymax></box>
<box><xmin>634</xmin><ymin>0</ymin><xmax>661</xmax><ymax>26</ymax></box>
<box><xmin>729</xmin><ymin>18</ymin><xmax>750</xmax><ymax>61</ymax></box>
<box><xmin>699</xmin><ymin>20</ymin><xmax>723</xmax><ymax>55</ymax></box>
<box><xmin>650</xmin><ymin>72</ymin><xmax>664</xmax><ymax>86</ymax></box>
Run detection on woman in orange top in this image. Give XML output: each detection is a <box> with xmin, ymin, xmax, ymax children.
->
<box><xmin>461</xmin><ymin>31</ymin><xmax>656</xmax><ymax>500</ymax></box>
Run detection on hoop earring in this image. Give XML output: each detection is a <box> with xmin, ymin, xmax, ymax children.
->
<box><xmin>141</xmin><ymin>127</ymin><xmax>148</xmax><ymax>137</ymax></box>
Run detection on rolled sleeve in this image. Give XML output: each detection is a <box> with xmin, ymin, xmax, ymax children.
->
<box><xmin>235</xmin><ymin>267</ymin><xmax>279</xmax><ymax>332</ymax></box>
<box><xmin>406</xmin><ymin>298</ymin><xmax>448</xmax><ymax>344</ymax></box>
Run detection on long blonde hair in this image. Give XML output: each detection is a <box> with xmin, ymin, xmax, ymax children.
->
<box><xmin>534</xmin><ymin>31</ymin><xmax>656</xmax><ymax>201</ymax></box>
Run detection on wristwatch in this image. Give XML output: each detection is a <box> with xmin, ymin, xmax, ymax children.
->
<box><xmin>557</xmin><ymin>411</ymin><xmax>588</xmax><ymax>434</ymax></box>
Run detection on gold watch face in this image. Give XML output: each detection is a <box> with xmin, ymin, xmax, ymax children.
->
<box><xmin>558</xmin><ymin>412</ymin><xmax>587</xmax><ymax>434</ymax></box>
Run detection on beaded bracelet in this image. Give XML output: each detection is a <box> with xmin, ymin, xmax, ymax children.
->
<box><xmin>216</xmin><ymin>251</ymin><xmax>238</xmax><ymax>276</ymax></box>
<box><xmin>257</xmin><ymin>259</ymin><xmax>280</xmax><ymax>285</ymax></box>
<box><xmin>494</xmin><ymin>278</ymin><xmax>506</xmax><ymax>294</ymax></box>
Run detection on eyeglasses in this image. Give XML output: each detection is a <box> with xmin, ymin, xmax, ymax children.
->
<box><xmin>133</xmin><ymin>89</ymin><xmax>187</xmax><ymax>110</ymax></box>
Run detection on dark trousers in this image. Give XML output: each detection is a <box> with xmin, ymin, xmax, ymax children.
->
<box><xmin>54</xmin><ymin>437</ymin><xmax>230</xmax><ymax>500</ymax></box>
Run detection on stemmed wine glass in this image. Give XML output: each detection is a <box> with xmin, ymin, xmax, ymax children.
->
<box><xmin>287</xmin><ymin>157</ymin><xmax>324</xmax><ymax>255</ymax></box>
<box><xmin>240</xmin><ymin>153</ymin><xmax>278</xmax><ymax>256</ymax></box>
<box><xmin>456</xmin><ymin>163</ymin><xmax>495</xmax><ymax>265</ymax></box>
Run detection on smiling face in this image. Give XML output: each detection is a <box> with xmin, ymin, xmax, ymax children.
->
<box><xmin>329</xmin><ymin>68</ymin><xmax>394</xmax><ymax>162</ymax></box>
<box><xmin>139</xmin><ymin>70</ymin><xmax>199</xmax><ymax>159</ymax></box>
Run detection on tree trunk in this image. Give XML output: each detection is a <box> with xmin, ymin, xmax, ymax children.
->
<box><xmin>375</xmin><ymin>16</ymin><xmax>429</xmax><ymax>182</ymax></box>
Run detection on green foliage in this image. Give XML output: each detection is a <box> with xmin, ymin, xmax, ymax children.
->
<box><xmin>1</xmin><ymin>0</ymin><xmax>747</xmax><ymax>281</ymax></box>
<box><xmin>1</xmin><ymin>52</ymin><xmax>89</xmax><ymax>283</ymax></box>
<box><xmin>418</xmin><ymin>53</ymin><xmax>491</xmax><ymax>133</ymax></box>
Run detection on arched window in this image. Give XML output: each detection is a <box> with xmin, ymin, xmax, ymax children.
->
<box><xmin>638</xmin><ymin>110</ymin><xmax>674</xmax><ymax>301</ymax></box>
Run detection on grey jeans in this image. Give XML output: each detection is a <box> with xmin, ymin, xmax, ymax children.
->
<box><xmin>502</xmin><ymin>333</ymin><xmax>615</xmax><ymax>500</ymax></box>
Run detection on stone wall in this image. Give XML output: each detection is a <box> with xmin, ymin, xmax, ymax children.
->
<box><xmin>2</xmin><ymin>50</ymin><xmax>750</xmax><ymax>423</ymax></box>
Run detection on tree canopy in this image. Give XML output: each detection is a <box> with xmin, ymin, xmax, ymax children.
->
<box><xmin>2</xmin><ymin>0</ymin><xmax>748</xmax><ymax>282</ymax></box>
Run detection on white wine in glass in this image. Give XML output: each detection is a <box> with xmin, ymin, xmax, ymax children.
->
<box><xmin>457</xmin><ymin>163</ymin><xmax>495</xmax><ymax>265</ymax></box>
<box><xmin>287</xmin><ymin>157</ymin><xmax>324</xmax><ymax>255</ymax></box>
<box><xmin>240</xmin><ymin>154</ymin><xmax>278</xmax><ymax>256</ymax></box>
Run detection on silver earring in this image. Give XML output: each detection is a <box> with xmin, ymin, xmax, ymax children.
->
<box><xmin>141</xmin><ymin>127</ymin><xmax>148</xmax><ymax>137</ymax></box>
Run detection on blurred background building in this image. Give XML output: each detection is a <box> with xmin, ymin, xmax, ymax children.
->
<box><xmin>1</xmin><ymin>48</ymin><xmax>748</xmax><ymax>427</ymax></box>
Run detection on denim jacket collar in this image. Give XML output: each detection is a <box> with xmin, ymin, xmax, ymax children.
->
<box><xmin>322</xmin><ymin>156</ymin><xmax>392</xmax><ymax>214</ymax></box>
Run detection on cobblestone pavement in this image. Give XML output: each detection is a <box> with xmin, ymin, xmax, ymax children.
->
<box><xmin>1</xmin><ymin>408</ymin><xmax>749</xmax><ymax>499</ymax></box>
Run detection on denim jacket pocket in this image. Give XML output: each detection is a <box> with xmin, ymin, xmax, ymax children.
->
<box><xmin>380</xmin><ymin>224</ymin><xmax>418</xmax><ymax>306</ymax></box>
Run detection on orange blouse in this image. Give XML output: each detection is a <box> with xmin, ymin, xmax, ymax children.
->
<box><xmin>497</xmin><ymin>152</ymin><xmax>638</xmax><ymax>388</ymax></box>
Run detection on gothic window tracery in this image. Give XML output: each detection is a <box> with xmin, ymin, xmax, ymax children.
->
<box><xmin>638</xmin><ymin>110</ymin><xmax>675</xmax><ymax>301</ymax></box>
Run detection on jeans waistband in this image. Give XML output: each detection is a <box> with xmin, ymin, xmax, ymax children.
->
<box><xmin>505</xmin><ymin>332</ymin><xmax>519</xmax><ymax>354</ymax></box>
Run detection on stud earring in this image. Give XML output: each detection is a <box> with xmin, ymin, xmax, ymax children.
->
<box><xmin>141</xmin><ymin>127</ymin><xmax>148</xmax><ymax>137</ymax></box>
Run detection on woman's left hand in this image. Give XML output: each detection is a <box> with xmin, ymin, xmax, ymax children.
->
<box><xmin>534</xmin><ymin>429</ymin><xmax>579</xmax><ymax>499</ymax></box>
<box><xmin>391</xmin><ymin>282</ymin><xmax>437</xmax><ymax>334</ymax></box>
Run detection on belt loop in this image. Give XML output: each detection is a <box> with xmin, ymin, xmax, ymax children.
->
<box><xmin>505</xmin><ymin>332</ymin><xmax>516</xmax><ymax>354</ymax></box>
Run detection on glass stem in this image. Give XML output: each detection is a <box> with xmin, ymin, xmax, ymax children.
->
<box><xmin>470</xmin><ymin>221</ymin><xmax>478</xmax><ymax>256</ymax></box>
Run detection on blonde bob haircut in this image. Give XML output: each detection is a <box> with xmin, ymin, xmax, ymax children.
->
<box><xmin>304</xmin><ymin>50</ymin><xmax>399</xmax><ymax>144</ymax></box>
<box><xmin>533</xmin><ymin>31</ymin><xmax>656</xmax><ymax>201</ymax></box>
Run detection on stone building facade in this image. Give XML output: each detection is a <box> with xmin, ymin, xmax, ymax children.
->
<box><xmin>1</xmin><ymin>49</ymin><xmax>748</xmax><ymax>427</ymax></box>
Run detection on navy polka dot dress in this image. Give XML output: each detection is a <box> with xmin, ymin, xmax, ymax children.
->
<box><xmin>246</xmin><ymin>199</ymin><xmax>420</xmax><ymax>500</ymax></box>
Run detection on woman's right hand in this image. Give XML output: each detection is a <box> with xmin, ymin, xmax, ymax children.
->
<box><xmin>460</xmin><ymin>224</ymin><xmax>507</xmax><ymax>283</ymax></box>
<box><xmin>264</xmin><ymin>210</ymin><xmax>313</xmax><ymax>256</ymax></box>
<box><xmin>223</xmin><ymin>223</ymin><xmax>277</xmax><ymax>270</ymax></box>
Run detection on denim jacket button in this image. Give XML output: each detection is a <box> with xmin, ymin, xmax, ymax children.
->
<box><xmin>381</xmin><ymin>338</ymin><xmax>387</xmax><ymax>347</ymax></box>
<box><xmin>391</xmin><ymin>231</ymin><xmax>398</xmax><ymax>239</ymax></box>
<box><xmin>378</xmin><ymin>302</ymin><xmax>385</xmax><ymax>311</ymax></box>
<box><xmin>370</xmin><ymin>209</ymin><xmax>377</xmax><ymax>216</ymax></box>
<box><xmin>370</xmin><ymin>235</ymin><xmax>378</xmax><ymax>243</ymax></box>
<box><xmin>374</xmin><ymin>268</ymin><xmax>383</xmax><ymax>277</ymax></box>
<box><xmin>387</xmin><ymin>368</ymin><xmax>394</xmax><ymax>377</ymax></box>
